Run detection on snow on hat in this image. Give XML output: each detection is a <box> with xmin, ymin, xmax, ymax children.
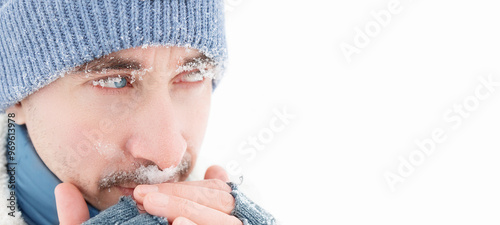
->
<box><xmin>0</xmin><ymin>0</ymin><xmax>227</xmax><ymax>113</ymax></box>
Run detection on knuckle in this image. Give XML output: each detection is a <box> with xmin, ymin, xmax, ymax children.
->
<box><xmin>197</xmin><ymin>188</ymin><xmax>212</xmax><ymax>201</ymax></box>
<box><xmin>192</xmin><ymin>189</ymin><xmax>206</xmax><ymax>204</ymax></box>
<box><xmin>209</xmin><ymin>179</ymin><xmax>223</xmax><ymax>187</ymax></box>
<box><xmin>218</xmin><ymin>192</ymin><xmax>236</xmax><ymax>214</ymax></box>
<box><xmin>207</xmin><ymin>179</ymin><xmax>231</xmax><ymax>192</ymax></box>
<box><xmin>176</xmin><ymin>197</ymin><xmax>203</xmax><ymax>218</ymax></box>
<box><xmin>171</xmin><ymin>185</ymin><xmax>186</xmax><ymax>197</ymax></box>
<box><xmin>177</xmin><ymin>198</ymin><xmax>192</xmax><ymax>216</ymax></box>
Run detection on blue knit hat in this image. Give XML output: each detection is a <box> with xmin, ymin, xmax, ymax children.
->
<box><xmin>0</xmin><ymin>0</ymin><xmax>227</xmax><ymax>113</ymax></box>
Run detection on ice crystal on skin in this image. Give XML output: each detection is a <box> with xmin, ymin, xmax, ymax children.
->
<box><xmin>94</xmin><ymin>141</ymin><xmax>125</xmax><ymax>161</ymax></box>
<box><xmin>92</xmin><ymin>76</ymin><xmax>123</xmax><ymax>87</ymax></box>
<box><xmin>176</xmin><ymin>57</ymin><xmax>222</xmax><ymax>81</ymax></box>
<box><xmin>98</xmin><ymin>154</ymin><xmax>191</xmax><ymax>189</ymax></box>
<box><xmin>89</xmin><ymin>65</ymin><xmax>152</xmax><ymax>87</ymax></box>
<box><xmin>135</xmin><ymin>162</ymin><xmax>189</xmax><ymax>184</ymax></box>
<box><xmin>130</xmin><ymin>67</ymin><xmax>152</xmax><ymax>83</ymax></box>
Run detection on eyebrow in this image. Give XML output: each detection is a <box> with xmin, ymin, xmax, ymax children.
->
<box><xmin>69</xmin><ymin>52</ymin><xmax>215</xmax><ymax>76</ymax></box>
<box><xmin>181</xmin><ymin>53</ymin><xmax>214</xmax><ymax>66</ymax></box>
<box><xmin>70</xmin><ymin>56</ymin><xmax>143</xmax><ymax>74</ymax></box>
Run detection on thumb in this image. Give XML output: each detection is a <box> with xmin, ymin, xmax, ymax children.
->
<box><xmin>55</xmin><ymin>183</ymin><xmax>90</xmax><ymax>225</ymax></box>
<box><xmin>204</xmin><ymin>165</ymin><xmax>230</xmax><ymax>182</ymax></box>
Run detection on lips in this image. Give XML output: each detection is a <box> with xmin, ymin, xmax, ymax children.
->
<box><xmin>117</xmin><ymin>182</ymin><xmax>139</xmax><ymax>196</ymax></box>
<box><xmin>120</xmin><ymin>182</ymin><xmax>139</xmax><ymax>189</ymax></box>
<box><xmin>117</xmin><ymin>186</ymin><xmax>135</xmax><ymax>196</ymax></box>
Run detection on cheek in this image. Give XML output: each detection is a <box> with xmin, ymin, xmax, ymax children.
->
<box><xmin>23</xmin><ymin>85</ymin><xmax>105</xmax><ymax>185</ymax></box>
<box><xmin>180</xmin><ymin>86</ymin><xmax>212</xmax><ymax>150</ymax></box>
<box><xmin>27</xmin><ymin>109</ymin><xmax>99</xmax><ymax>183</ymax></box>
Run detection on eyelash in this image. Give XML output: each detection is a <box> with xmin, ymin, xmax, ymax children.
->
<box><xmin>175</xmin><ymin>70</ymin><xmax>206</xmax><ymax>83</ymax></box>
<box><xmin>90</xmin><ymin>70</ymin><xmax>206</xmax><ymax>94</ymax></box>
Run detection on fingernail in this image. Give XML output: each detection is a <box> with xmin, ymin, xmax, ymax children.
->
<box><xmin>149</xmin><ymin>193</ymin><xmax>169</xmax><ymax>207</ymax></box>
<box><xmin>137</xmin><ymin>185</ymin><xmax>158</xmax><ymax>196</ymax></box>
<box><xmin>137</xmin><ymin>203</ymin><xmax>145</xmax><ymax>211</ymax></box>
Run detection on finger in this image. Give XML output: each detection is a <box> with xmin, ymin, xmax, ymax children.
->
<box><xmin>204</xmin><ymin>165</ymin><xmax>230</xmax><ymax>182</ymax></box>
<box><xmin>173</xmin><ymin>217</ymin><xmax>197</xmax><ymax>225</ymax></box>
<box><xmin>134</xmin><ymin>183</ymin><xmax>235</xmax><ymax>214</ymax></box>
<box><xmin>55</xmin><ymin>183</ymin><xmax>90</xmax><ymax>225</ymax></box>
<box><xmin>143</xmin><ymin>193</ymin><xmax>242</xmax><ymax>225</ymax></box>
<box><xmin>136</xmin><ymin>179</ymin><xmax>231</xmax><ymax>195</ymax></box>
<box><xmin>137</xmin><ymin>203</ymin><xmax>146</xmax><ymax>214</ymax></box>
<box><xmin>177</xmin><ymin>179</ymin><xmax>232</xmax><ymax>192</ymax></box>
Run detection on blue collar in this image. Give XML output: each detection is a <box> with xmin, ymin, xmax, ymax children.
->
<box><xmin>6</xmin><ymin>124</ymin><xmax>99</xmax><ymax>224</ymax></box>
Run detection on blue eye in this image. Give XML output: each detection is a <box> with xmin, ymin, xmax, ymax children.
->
<box><xmin>114</xmin><ymin>77</ymin><xmax>127</xmax><ymax>88</ymax></box>
<box><xmin>93</xmin><ymin>76</ymin><xmax>129</xmax><ymax>89</ymax></box>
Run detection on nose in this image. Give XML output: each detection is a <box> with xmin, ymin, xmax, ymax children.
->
<box><xmin>124</xmin><ymin>90</ymin><xmax>187</xmax><ymax>170</ymax></box>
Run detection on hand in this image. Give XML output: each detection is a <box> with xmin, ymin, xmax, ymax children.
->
<box><xmin>55</xmin><ymin>165</ymin><xmax>242</xmax><ymax>225</ymax></box>
<box><xmin>55</xmin><ymin>183</ymin><xmax>205</xmax><ymax>225</ymax></box>
<box><xmin>133</xmin><ymin>165</ymin><xmax>243</xmax><ymax>225</ymax></box>
<box><xmin>54</xmin><ymin>183</ymin><xmax>90</xmax><ymax>225</ymax></box>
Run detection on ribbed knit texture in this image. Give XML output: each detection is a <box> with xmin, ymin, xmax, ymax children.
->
<box><xmin>82</xmin><ymin>184</ymin><xmax>277</xmax><ymax>225</ymax></box>
<box><xmin>227</xmin><ymin>182</ymin><xmax>277</xmax><ymax>225</ymax></box>
<box><xmin>0</xmin><ymin>0</ymin><xmax>227</xmax><ymax>113</ymax></box>
<box><xmin>82</xmin><ymin>196</ymin><xmax>169</xmax><ymax>225</ymax></box>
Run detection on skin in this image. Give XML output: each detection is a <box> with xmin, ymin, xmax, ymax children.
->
<box><xmin>7</xmin><ymin>46</ymin><xmax>242</xmax><ymax>225</ymax></box>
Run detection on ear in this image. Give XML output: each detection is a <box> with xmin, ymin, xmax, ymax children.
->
<box><xmin>5</xmin><ymin>102</ymin><xmax>27</xmax><ymax>125</ymax></box>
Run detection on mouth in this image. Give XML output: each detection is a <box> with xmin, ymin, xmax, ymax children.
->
<box><xmin>117</xmin><ymin>183</ymin><xmax>139</xmax><ymax>196</ymax></box>
<box><xmin>117</xmin><ymin>187</ymin><xmax>135</xmax><ymax>196</ymax></box>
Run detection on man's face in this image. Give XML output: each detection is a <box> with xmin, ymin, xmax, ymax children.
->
<box><xmin>11</xmin><ymin>46</ymin><xmax>215</xmax><ymax>210</ymax></box>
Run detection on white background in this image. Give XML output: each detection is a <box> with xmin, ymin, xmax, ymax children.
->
<box><xmin>191</xmin><ymin>0</ymin><xmax>500</xmax><ymax>224</ymax></box>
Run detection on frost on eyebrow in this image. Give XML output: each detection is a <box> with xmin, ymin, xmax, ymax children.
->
<box><xmin>79</xmin><ymin>57</ymin><xmax>141</xmax><ymax>72</ymax></box>
<box><xmin>67</xmin><ymin>55</ymin><xmax>148</xmax><ymax>82</ymax></box>
<box><xmin>129</xmin><ymin>67</ymin><xmax>153</xmax><ymax>83</ymax></box>
<box><xmin>176</xmin><ymin>57</ymin><xmax>222</xmax><ymax>81</ymax></box>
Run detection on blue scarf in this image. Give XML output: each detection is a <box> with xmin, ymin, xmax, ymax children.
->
<box><xmin>6</xmin><ymin>124</ymin><xmax>99</xmax><ymax>225</ymax></box>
